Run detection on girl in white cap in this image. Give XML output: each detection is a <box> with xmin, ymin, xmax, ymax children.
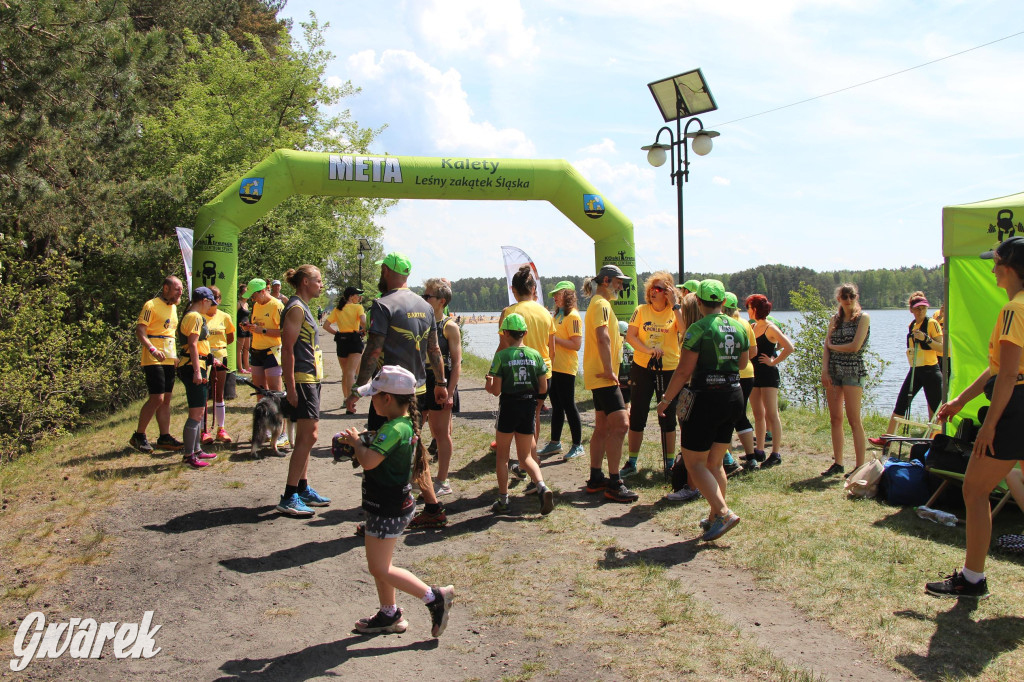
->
<box><xmin>339</xmin><ymin>365</ymin><xmax>455</xmax><ymax>636</ymax></box>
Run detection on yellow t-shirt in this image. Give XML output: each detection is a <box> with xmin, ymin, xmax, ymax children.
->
<box><xmin>136</xmin><ymin>297</ymin><xmax>178</xmax><ymax>367</ymax></box>
<box><xmin>988</xmin><ymin>291</ymin><xmax>1024</xmax><ymax>384</ymax></box>
<box><xmin>583</xmin><ymin>294</ymin><xmax>621</xmax><ymax>390</ymax></box>
<box><xmin>628</xmin><ymin>304</ymin><xmax>681</xmax><ymax>371</ymax></box>
<box><xmin>731</xmin><ymin>312</ymin><xmax>757</xmax><ymax>380</ymax></box>
<box><xmin>907</xmin><ymin>317</ymin><xmax>942</xmax><ymax>367</ymax></box>
<box><xmin>932</xmin><ymin>311</ymin><xmax>946</xmax><ymax>357</ymax></box>
<box><xmin>552</xmin><ymin>309</ymin><xmax>583</xmax><ymax>375</ymax></box>
<box><xmin>327</xmin><ymin>303</ymin><xmax>364</xmax><ymax>333</ymax></box>
<box><xmin>177</xmin><ymin>311</ymin><xmax>210</xmax><ymax>369</ymax></box>
<box><xmin>251</xmin><ymin>297</ymin><xmax>284</xmax><ymax>351</ymax></box>
<box><xmin>204</xmin><ymin>309</ymin><xmax>235</xmax><ymax>360</ymax></box>
<box><xmin>500</xmin><ymin>300</ymin><xmax>556</xmax><ymax>378</ymax></box>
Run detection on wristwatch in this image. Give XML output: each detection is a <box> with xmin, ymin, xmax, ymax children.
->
<box><xmin>436</xmin><ymin>379</ymin><xmax>448</xmax><ymax>387</ymax></box>
<box><xmin>672</xmin><ymin>304</ymin><xmax>681</xmax><ymax>311</ymax></box>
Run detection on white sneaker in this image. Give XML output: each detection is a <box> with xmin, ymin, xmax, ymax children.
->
<box><xmin>435</xmin><ymin>480</ymin><xmax>453</xmax><ymax>496</ymax></box>
<box><xmin>664</xmin><ymin>486</ymin><xmax>701</xmax><ymax>502</ymax></box>
<box><xmin>276</xmin><ymin>433</ymin><xmax>290</xmax><ymax>448</ymax></box>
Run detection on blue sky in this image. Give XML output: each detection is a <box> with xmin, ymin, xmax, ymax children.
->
<box><xmin>281</xmin><ymin>1</ymin><xmax>1024</xmax><ymax>281</ymax></box>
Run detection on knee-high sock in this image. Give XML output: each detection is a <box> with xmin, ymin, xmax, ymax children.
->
<box><xmin>184</xmin><ymin>418</ymin><xmax>201</xmax><ymax>454</ymax></box>
<box><xmin>214</xmin><ymin>402</ymin><xmax>226</xmax><ymax>428</ymax></box>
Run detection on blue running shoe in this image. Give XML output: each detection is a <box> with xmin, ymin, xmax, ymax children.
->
<box><xmin>563</xmin><ymin>444</ymin><xmax>584</xmax><ymax>461</ymax></box>
<box><xmin>277</xmin><ymin>493</ymin><xmax>314</xmax><ymax>517</ymax></box>
<box><xmin>619</xmin><ymin>461</ymin><xmax>638</xmax><ymax>478</ymax></box>
<box><xmin>298</xmin><ymin>485</ymin><xmax>331</xmax><ymax>507</ymax></box>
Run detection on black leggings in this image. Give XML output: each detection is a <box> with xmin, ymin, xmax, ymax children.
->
<box><xmin>893</xmin><ymin>364</ymin><xmax>942</xmax><ymax>417</ymax></box>
<box><xmin>628</xmin><ymin>363</ymin><xmax>677</xmax><ymax>433</ymax></box>
<box><xmin>734</xmin><ymin>377</ymin><xmax>754</xmax><ymax>434</ymax></box>
<box><xmin>549</xmin><ymin>371</ymin><xmax>582</xmax><ymax>445</ymax></box>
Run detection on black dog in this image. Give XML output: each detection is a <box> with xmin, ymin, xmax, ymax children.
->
<box><xmin>237</xmin><ymin>375</ymin><xmax>288</xmax><ymax>458</ymax></box>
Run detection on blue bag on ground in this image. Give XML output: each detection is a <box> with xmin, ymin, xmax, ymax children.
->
<box><xmin>879</xmin><ymin>458</ymin><xmax>931</xmax><ymax>506</ymax></box>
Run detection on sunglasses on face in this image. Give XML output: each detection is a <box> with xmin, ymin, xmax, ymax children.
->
<box><xmin>840</xmin><ymin>293</ymin><xmax>856</xmax><ymax>300</ymax></box>
<box><xmin>422</xmin><ymin>293</ymin><xmax>438</xmax><ymax>300</ymax></box>
<box><xmin>650</xmin><ymin>286</ymin><xmax>667</xmax><ymax>293</ymax></box>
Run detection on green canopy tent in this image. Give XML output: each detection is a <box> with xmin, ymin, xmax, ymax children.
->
<box><xmin>192</xmin><ymin>150</ymin><xmax>639</xmax><ymax>370</ymax></box>
<box><xmin>942</xmin><ymin>190</ymin><xmax>1024</xmax><ymax>422</ymax></box>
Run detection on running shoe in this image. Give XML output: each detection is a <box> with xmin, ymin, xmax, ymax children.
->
<box><xmin>723</xmin><ymin>461</ymin><xmax>741</xmax><ymax>477</ymax></box>
<box><xmin>765</xmin><ymin>431</ymin><xmax>773</xmax><ymax>445</ymax></box>
<box><xmin>276</xmin><ymin>492</ymin><xmax>315</xmax><ymax>517</ymax></box>
<box><xmin>523</xmin><ymin>481</ymin><xmax>538</xmax><ymax>495</ymax></box>
<box><xmin>355</xmin><ymin>608</ymin><xmax>408</xmax><ymax>634</ymax></box>
<box><xmin>868</xmin><ymin>436</ymin><xmax>888</xmax><ymax>447</ymax></box>
<box><xmin>540</xmin><ymin>487</ymin><xmax>555</xmax><ymax>516</ymax></box>
<box><xmin>702</xmin><ymin>512</ymin><xmax>741</xmax><ymax>541</ymax></box>
<box><xmin>182</xmin><ymin>453</ymin><xmax>211</xmax><ymax>468</ymax></box>
<box><xmin>723</xmin><ymin>452</ymin><xmax>737</xmax><ymax>467</ymax></box>
<box><xmin>489</xmin><ymin>440</ymin><xmax>497</xmax><ymax>451</ymax></box>
<box><xmin>491</xmin><ymin>497</ymin><xmax>511</xmax><ymax>514</ymax></box>
<box><xmin>563</xmin><ymin>444</ymin><xmax>585</xmax><ymax>461</ymax></box>
<box><xmin>298</xmin><ymin>486</ymin><xmax>331</xmax><ymax>507</ymax></box>
<box><xmin>215</xmin><ymin>427</ymin><xmax>233</xmax><ymax>443</ymax></box>
<box><xmin>741</xmin><ymin>449</ymin><xmax>766</xmax><ymax>463</ymax></box>
<box><xmin>425</xmin><ymin>585</ymin><xmax>455</xmax><ymax>637</ymax></box>
<box><xmin>604</xmin><ymin>479</ymin><xmax>639</xmax><ymax>503</ymax></box>
<box><xmin>619</xmin><ymin>461</ymin><xmax>638</xmax><ymax>478</ymax></box>
<box><xmin>585</xmin><ymin>475</ymin><xmax>609</xmax><ymax>493</ymax></box>
<box><xmin>761</xmin><ymin>452</ymin><xmax>782</xmax><ymax>468</ymax></box>
<box><xmin>201</xmin><ymin>430</ymin><xmax>214</xmax><ymax>445</ymax></box>
<box><xmin>925</xmin><ymin>570</ymin><xmax>989</xmax><ymax>599</ymax></box>
<box><xmin>155</xmin><ymin>434</ymin><xmax>184</xmax><ymax>451</ymax></box>
<box><xmin>276</xmin><ymin>433</ymin><xmax>291</xmax><ymax>449</ymax></box>
<box><xmin>435</xmin><ymin>480</ymin><xmax>453</xmax><ymax>496</ymax></box>
<box><xmin>538</xmin><ymin>441</ymin><xmax>562</xmax><ymax>457</ymax></box>
<box><xmin>194</xmin><ymin>450</ymin><xmax>217</xmax><ymax>460</ymax></box>
<box><xmin>665</xmin><ymin>486</ymin><xmax>701</xmax><ymax>502</ymax></box>
<box><xmin>821</xmin><ymin>462</ymin><xmax>845</xmax><ymax>477</ymax></box>
<box><xmin>510</xmin><ymin>463</ymin><xmax>527</xmax><ymax>480</ymax></box>
<box><xmin>409</xmin><ymin>509</ymin><xmax>448</xmax><ymax>529</ymax></box>
<box><xmin>129</xmin><ymin>433</ymin><xmax>153</xmax><ymax>454</ymax></box>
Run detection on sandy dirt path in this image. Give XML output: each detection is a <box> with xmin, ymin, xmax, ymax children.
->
<box><xmin>6</xmin><ymin>363</ymin><xmax>909</xmax><ymax>681</ymax></box>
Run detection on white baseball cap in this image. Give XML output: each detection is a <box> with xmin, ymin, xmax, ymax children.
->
<box><xmin>356</xmin><ymin>365</ymin><xmax>417</xmax><ymax>396</ymax></box>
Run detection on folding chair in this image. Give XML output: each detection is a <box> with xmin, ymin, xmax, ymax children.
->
<box><xmin>922</xmin><ymin>469</ymin><xmax>1015</xmax><ymax>518</ymax></box>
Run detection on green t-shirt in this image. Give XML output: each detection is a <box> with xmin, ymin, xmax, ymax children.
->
<box><xmin>488</xmin><ymin>345</ymin><xmax>548</xmax><ymax>396</ymax></box>
<box><xmin>683</xmin><ymin>313</ymin><xmax>750</xmax><ymax>385</ymax></box>
<box><xmin>619</xmin><ymin>341</ymin><xmax>634</xmax><ymax>377</ymax></box>
<box><xmin>362</xmin><ymin>415</ymin><xmax>415</xmax><ymax>516</ymax></box>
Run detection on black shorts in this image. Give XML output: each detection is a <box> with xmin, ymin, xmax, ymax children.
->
<box><xmin>591</xmin><ymin>385</ymin><xmax>627</xmax><ymax>415</ymax></box>
<box><xmin>249</xmin><ymin>347</ymin><xmax>280</xmax><ymax>369</ymax></box>
<box><xmin>282</xmin><ymin>383</ymin><xmax>321</xmax><ymax>422</ymax></box>
<box><xmin>335</xmin><ymin>332</ymin><xmax>364</xmax><ymax>357</ymax></box>
<box><xmin>985</xmin><ymin>384</ymin><xmax>1024</xmax><ymax>461</ymax></box>
<box><xmin>143</xmin><ymin>364</ymin><xmax>176</xmax><ymax>395</ymax></box>
<box><xmin>176</xmin><ymin>365</ymin><xmax>208</xmax><ymax>409</ymax></box>
<box><xmin>753</xmin><ymin>364</ymin><xmax>780</xmax><ymax>389</ymax></box>
<box><xmin>237</xmin><ymin>329</ymin><xmax>252</xmax><ymax>339</ymax></box>
<box><xmin>423</xmin><ymin>378</ymin><xmax>461</xmax><ymax>412</ymax></box>
<box><xmin>497</xmin><ymin>395</ymin><xmax>536</xmax><ymax>435</ymax></box>
<box><xmin>679</xmin><ymin>387</ymin><xmax>744</xmax><ymax>452</ymax></box>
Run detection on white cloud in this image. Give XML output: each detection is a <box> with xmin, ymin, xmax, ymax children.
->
<box><xmin>571</xmin><ymin>157</ymin><xmax>656</xmax><ymax>204</ymax></box>
<box><xmin>414</xmin><ymin>0</ymin><xmax>539</xmax><ymax>67</ymax></box>
<box><xmin>346</xmin><ymin>49</ymin><xmax>536</xmax><ymax>157</ymax></box>
<box><xmin>578</xmin><ymin>138</ymin><xmax>617</xmax><ymax>155</ymax></box>
<box><xmin>712</xmin><ymin>176</ymin><xmax>731</xmax><ymax>186</ymax></box>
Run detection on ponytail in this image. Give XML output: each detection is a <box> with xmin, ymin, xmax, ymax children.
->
<box><xmin>405</xmin><ymin>397</ymin><xmax>430</xmax><ymax>488</ymax></box>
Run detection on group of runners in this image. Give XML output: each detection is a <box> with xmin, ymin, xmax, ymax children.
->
<box><xmin>129</xmin><ymin>235</ymin><xmax>1024</xmax><ymax>623</ymax></box>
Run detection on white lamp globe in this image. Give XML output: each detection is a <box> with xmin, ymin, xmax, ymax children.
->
<box><xmin>646</xmin><ymin>147</ymin><xmax>667</xmax><ymax>167</ymax></box>
<box><xmin>691</xmin><ymin>134</ymin><xmax>713</xmax><ymax>156</ymax></box>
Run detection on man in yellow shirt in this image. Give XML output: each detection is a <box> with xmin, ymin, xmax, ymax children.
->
<box><xmin>130</xmin><ymin>275</ymin><xmax>185</xmax><ymax>453</ymax></box>
<box><xmin>242</xmin><ymin>278</ymin><xmax>285</xmax><ymax>393</ymax></box>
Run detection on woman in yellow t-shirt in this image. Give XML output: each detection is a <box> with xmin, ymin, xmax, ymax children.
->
<box><xmin>203</xmin><ymin>286</ymin><xmax>236</xmax><ymax>444</ymax></box>
<box><xmin>538</xmin><ymin>281</ymin><xmax>584</xmax><ymax>461</ymax></box>
<box><xmin>323</xmin><ymin>286</ymin><xmax>366</xmax><ymax>406</ymax></box>
<box><xmin>622</xmin><ymin>271</ymin><xmax>684</xmax><ymax>476</ymax></box>
<box><xmin>177</xmin><ymin>287</ymin><xmax>217</xmax><ymax>468</ymax></box>
<box><xmin>927</xmin><ymin>237</ymin><xmax>1024</xmax><ymax>599</ymax></box>
<box><xmin>871</xmin><ymin>291</ymin><xmax>944</xmax><ymax>446</ymax></box>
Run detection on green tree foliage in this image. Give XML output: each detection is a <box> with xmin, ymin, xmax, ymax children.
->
<box><xmin>0</xmin><ymin>3</ymin><xmax>386</xmax><ymax>461</ymax></box>
<box><xmin>782</xmin><ymin>282</ymin><xmax>890</xmax><ymax>411</ymax></box>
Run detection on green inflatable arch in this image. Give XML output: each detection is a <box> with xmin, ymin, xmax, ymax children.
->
<box><xmin>192</xmin><ymin>149</ymin><xmax>638</xmax><ymax>369</ymax></box>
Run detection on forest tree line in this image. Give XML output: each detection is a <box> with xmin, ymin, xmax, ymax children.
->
<box><xmin>0</xmin><ymin>1</ymin><xmax>389</xmax><ymax>461</ymax></box>
<box><xmin>448</xmin><ymin>264</ymin><xmax>943</xmax><ymax>311</ymax></box>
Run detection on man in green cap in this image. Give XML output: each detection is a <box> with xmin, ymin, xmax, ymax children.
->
<box><xmin>485</xmin><ymin>313</ymin><xmax>554</xmax><ymax>515</ymax></box>
<box><xmin>678</xmin><ymin>279</ymin><xmax>700</xmax><ymax>296</ymax></box>
<box><xmin>346</xmin><ymin>251</ymin><xmax>450</xmax><ymax>528</ymax></box>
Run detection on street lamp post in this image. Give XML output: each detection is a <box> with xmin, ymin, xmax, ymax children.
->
<box><xmin>641</xmin><ymin>69</ymin><xmax>719</xmax><ymax>282</ymax></box>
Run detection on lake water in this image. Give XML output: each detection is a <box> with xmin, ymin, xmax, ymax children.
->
<box><xmin>458</xmin><ymin>308</ymin><xmax>944</xmax><ymax>419</ymax></box>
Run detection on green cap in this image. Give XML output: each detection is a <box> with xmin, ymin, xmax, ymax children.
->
<box><xmin>242</xmin><ymin>278</ymin><xmax>267</xmax><ymax>299</ymax></box>
<box><xmin>679</xmin><ymin>279</ymin><xmax>700</xmax><ymax>292</ymax></box>
<box><xmin>723</xmin><ymin>292</ymin><xmax>738</xmax><ymax>309</ymax></box>
<box><xmin>548</xmin><ymin>280</ymin><xmax>576</xmax><ymax>296</ymax></box>
<box><xmin>696</xmin><ymin>279</ymin><xmax>726</xmax><ymax>303</ymax></box>
<box><xmin>375</xmin><ymin>252</ymin><xmax>412</xmax><ymax>276</ymax></box>
<box><xmin>501</xmin><ymin>313</ymin><xmax>528</xmax><ymax>332</ymax></box>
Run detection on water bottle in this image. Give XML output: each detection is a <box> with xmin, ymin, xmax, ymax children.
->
<box><xmin>916</xmin><ymin>506</ymin><xmax>958</xmax><ymax>527</ymax></box>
